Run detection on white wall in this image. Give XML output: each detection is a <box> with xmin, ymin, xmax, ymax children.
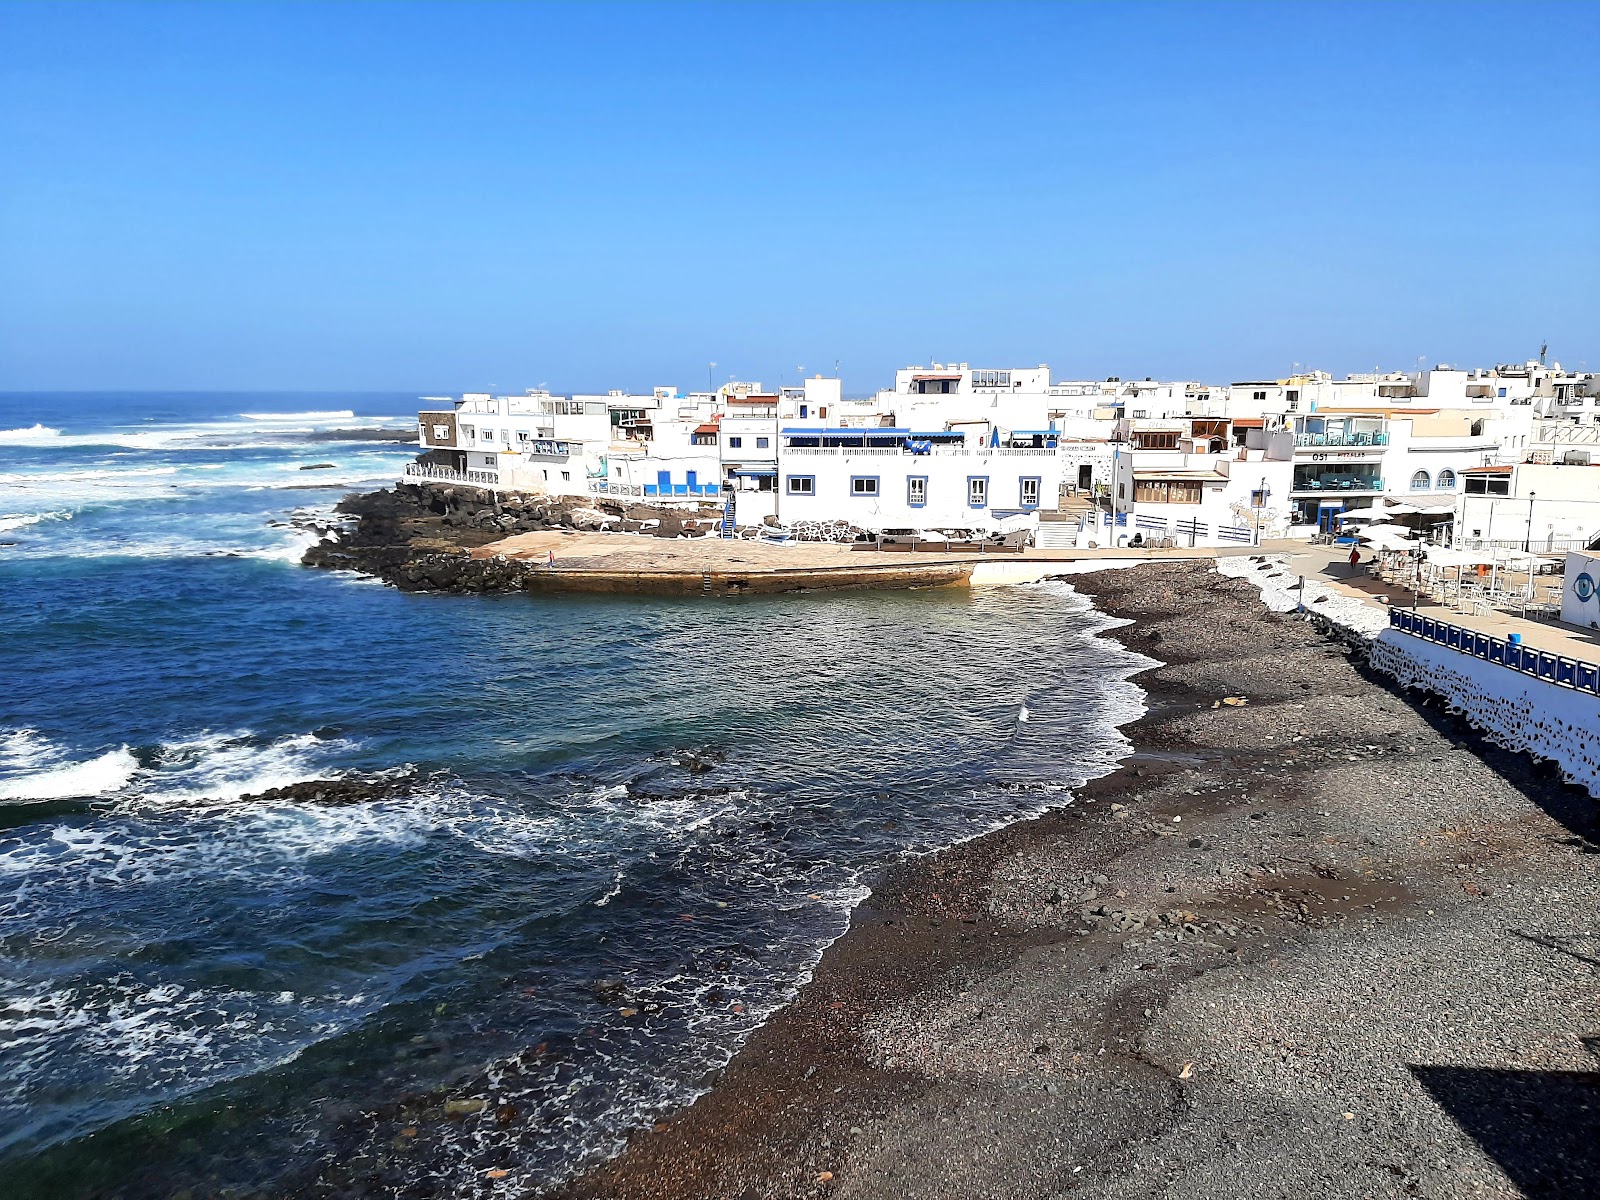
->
<box><xmin>776</xmin><ymin>448</ymin><xmax>1062</xmax><ymax>531</ymax></box>
<box><xmin>1561</xmin><ymin>551</ymin><xmax>1600</xmax><ymax>630</ymax></box>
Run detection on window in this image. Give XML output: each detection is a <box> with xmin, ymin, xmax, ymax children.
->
<box><xmin>819</xmin><ymin>407</ymin><xmax>828</xmax><ymax>418</ymax></box>
<box><xmin>787</xmin><ymin>475</ymin><xmax>815</xmax><ymax>495</ymax></box>
<box><xmin>1498</xmin><ymin>387</ymin><xmax>1507</xmax><ymax>398</ymax></box>
<box><xmin>1436</xmin><ymin>469</ymin><xmax>1456</xmax><ymax>489</ymax></box>
<box><xmin>1464</xmin><ymin>475</ymin><xmax>1510</xmax><ymax>496</ymax></box>
<box><xmin>432</xmin><ymin>424</ymin><xmax>450</xmax><ymax>440</ymax></box>
<box><xmin>482</xmin><ymin>429</ymin><xmax>495</xmax><ymax>440</ymax></box>
<box><xmin>1252</xmin><ymin>390</ymin><xmax>1267</xmax><ymax>402</ymax></box>
<box><xmin>728</xmin><ymin>436</ymin><xmax>743</xmax><ymax>448</ymax></box>
<box><xmin>907</xmin><ymin>476</ymin><xmax>928</xmax><ymax>507</ymax></box>
<box><xmin>799</xmin><ymin>405</ymin><xmax>808</xmax><ymax>418</ymax></box>
<box><xmin>692</xmin><ymin>432</ymin><xmax>716</xmax><ymax>446</ymax></box>
<box><xmin>972</xmin><ymin>369</ymin><xmax>1012</xmax><ymax>388</ymax></box>
<box><xmin>967</xmin><ymin>476</ymin><xmax>988</xmax><ymax>508</ymax></box>
<box><xmin>1410</xmin><ymin>469</ymin><xmax>1431</xmax><ymax>491</ymax></box>
<box><xmin>561</xmin><ymin>470</ymin><xmax>570</xmax><ymax>481</ymax></box>
<box><xmin>1134</xmin><ymin>479</ymin><xmax>1202</xmax><ymax>504</ymax></box>
<box><xmin>756</xmin><ymin>437</ymin><xmax>769</xmax><ymax>449</ymax></box>
<box><xmin>1019</xmin><ymin>477</ymin><xmax>1041</xmax><ymax>508</ymax></box>
<box><xmin>850</xmin><ymin>476</ymin><xmax>880</xmax><ymax>497</ymax></box>
<box><xmin>517</xmin><ymin>431</ymin><xmax>530</xmax><ymax>442</ymax></box>
<box><xmin>1132</xmin><ymin>431</ymin><xmax>1180</xmax><ymax>450</ymax></box>
<box><xmin>460</xmin><ymin>425</ymin><xmax>474</xmax><ymax>439</ymax></box>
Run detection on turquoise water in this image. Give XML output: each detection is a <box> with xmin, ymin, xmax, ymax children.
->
<box><xmin>0</xmin><ymin>394</ymin><xmax>1146</xmax><ymax>1197</ymax></box>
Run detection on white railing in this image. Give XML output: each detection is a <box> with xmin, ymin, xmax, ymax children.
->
<box><xmin>403</xmin><ymin>463</ymin><xmax>500</xmax><ymax>487</ymax></box>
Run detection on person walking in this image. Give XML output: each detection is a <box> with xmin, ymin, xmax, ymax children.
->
<box><xmin>547</xmin><ymin>549</ymin><xmax>556</xmax><ymax>569</ymax></box>
<box><xmin>1348</xmin><ymin>546</ymin><xmax>1361</xmax><ymax>574</ymax></box>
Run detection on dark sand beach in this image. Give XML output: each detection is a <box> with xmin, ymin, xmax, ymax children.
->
<box><xmin>556</xmin><ymin>560</ymin><xmax>1600</xmax><ymax>1200</ymax></box>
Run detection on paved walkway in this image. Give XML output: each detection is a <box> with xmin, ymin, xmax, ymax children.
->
<box><xmin>1280</xmin><ymin>544</ymin><xmax>1600</xmax><ymax>662</ymax></box>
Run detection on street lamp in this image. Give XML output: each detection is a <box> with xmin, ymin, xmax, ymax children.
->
<box><xmin>1523</xmin><ymin>491</ymin><xmax>1536</xmax><ymax>553</ymax></box>
<box><xmin>1253</xmin><ymin>477</ymin><xmax>1269</xmax><ymax>545</ymax></box>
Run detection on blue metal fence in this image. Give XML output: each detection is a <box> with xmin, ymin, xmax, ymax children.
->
<box><xmin>1387</xmin><ymin>609</ymin><xmax>1600</xmax><ymax>696</ymax></box>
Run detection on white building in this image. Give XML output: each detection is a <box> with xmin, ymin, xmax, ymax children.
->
<box><xmin>1456</xmin><ymin>461</ymin><xmax>1600</xmax><ymax>554</ymax></box>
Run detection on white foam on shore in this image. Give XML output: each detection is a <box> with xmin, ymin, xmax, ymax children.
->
<box><xmin>238</xmin><ymin>410</ymin><xmax>356</xmax><ymax>422</ymax></box>
<box><xmin>1216</xmin><ymin>553</ymin><xmax>1390</xmax><ymax>636</ymax></box>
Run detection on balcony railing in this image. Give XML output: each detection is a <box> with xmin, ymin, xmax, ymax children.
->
<box><xmin>403</xmin><ymin>462</ymin><xmax>500</xmax><ymax>487</ymax></box>
<box><xmin>1294</xmin><ymin>432</ymin><xmax>1388</xmax><ymax>447</ymax></box>
<box><xmin>1290</xmin><ymin>476</ymin><xmax>1385</xmax><ymax>494</ymax></box>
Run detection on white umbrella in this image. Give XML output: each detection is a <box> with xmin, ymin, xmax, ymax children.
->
<box><xmin>1360</xmin><ymin>523</ymin><xmax>1414</xmax><ymax>539</ymax></box>
<box><xmin>1339</xmin><ymin>509</ymin><xmax>1391</xmax><ymax>523</ymax></box>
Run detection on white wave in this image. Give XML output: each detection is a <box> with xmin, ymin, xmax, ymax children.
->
<box><xmin>0</xmin><ymin>465</ymin><xmax>180</xmax><ymax>486</ymax></box>
<box><xmin>0</xmin><ymin>423</ymin><xmax>63</xmax><ymax>444</ymax></box>
<box><xmin>238</xmin><ymin>410</ymin><xmax>356</xmax><ymax>422</ymax></box>
<box><xmin>0</xmin><ymin>748</ymin><xmax>140</xmax><ymax>803</ymax></box>
<box><xmin>0</xmin><ymin>973</ymin><xmax>377</xmax><ymax>1149</ymax></box>
<box><xmin>0</xmin><ymin>509</ymin><xmax>73</xmax><ymax>533</ymax></box>
<box><xmin>0</xmin><ymin>729</ymin><xmax>59</xmax><ymax>772</ymax></box>
<box><xmin>127</xmin><ymin>731</ymin><xmax>349</xmax><ymax>810</ymax></box>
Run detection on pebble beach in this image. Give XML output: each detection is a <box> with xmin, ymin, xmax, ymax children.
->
<box><xmin>558</xmin><ymin>559</ymin><xmax>1600</xmax><ymax>1200</ymax></box>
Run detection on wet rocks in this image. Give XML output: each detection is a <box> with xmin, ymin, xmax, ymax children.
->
<box><xmin>238</xmin><ymin>772</ymin><xmax>416</xmax><ymax>806</ymax></box>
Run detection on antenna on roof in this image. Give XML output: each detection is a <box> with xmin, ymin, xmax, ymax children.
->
<box><xmin>1540</xmin><ymin>341</ymin><xmax>1548</xmax><ymax>366</ymax></box>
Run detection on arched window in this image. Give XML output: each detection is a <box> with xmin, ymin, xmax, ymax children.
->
<box><xmin>1436</xmin><ymin>469</ymin><xmax>1456</xmax><ymax>489</ymax></box>
<box><xmin>1410</xmin><ymin>469</ymin><xmax>1431</xmax><ymax>491</ymax></box>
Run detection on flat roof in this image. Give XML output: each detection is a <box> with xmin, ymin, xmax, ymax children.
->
<box><xmin>782</xmin><ymin>427</ymin><xmax>909</xmax><ymax>436</ymax></box>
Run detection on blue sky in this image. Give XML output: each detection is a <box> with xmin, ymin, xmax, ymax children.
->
<box><xmin>1</xmin><ymin>1</ymin><xmax>1595</xmax><ymax>394</ymax></box>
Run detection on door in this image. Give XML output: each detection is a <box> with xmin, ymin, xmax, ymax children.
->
<box><xmin>1319</xmin><ymin>505</ymin><xmax>1344</xmax><ymax>534</ymax></box>
<box><xmin>1077</xmin><ymin>464</ymin><xmax>1093</xmax><ymax>490</ymax></box>
<box><xmin>657</xmin><ymin>470</ymin><xmax>671</xmax><ymax>491</ymax></box>
<box><xmin>686</xmin><ymin>470</ymin><xmax>698</xmax><ymax>490</ymax></box>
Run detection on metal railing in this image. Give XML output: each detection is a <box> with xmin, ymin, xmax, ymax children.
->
<box><xmin>1387</xmin><ymin>609</ymin><xmax>1600</xmax><ymax>695</ymax></box>
<box><xmin>403</xmin><ymin>463</ymin><xmax>500</xmax><ymax>487</ymax></box>
<box><xmin>1294</xmin><ymin>432</ymin><xmax>1389</xmax><ymax>447</ymax></box>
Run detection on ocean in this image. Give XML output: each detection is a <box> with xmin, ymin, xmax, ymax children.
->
<box><xmin>0</xmin><ymin>393</ymin><xmax>1148</xmax><ymax>1197</ymax></box>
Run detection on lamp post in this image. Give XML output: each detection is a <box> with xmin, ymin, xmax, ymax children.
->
<box><xmin>1523</xmin><ymin>491</ymin><xmax>1536</xmax><ymax>553</ymax></box>
<box><xmin>708</xmin><ymin>362</ymin><xmax>716</xmax><ymax>393</ymax></box>
<box><xmin>1253</xmin><ymin>476</ymin><xmax>1269</xmax><ymax>545</ymax></box>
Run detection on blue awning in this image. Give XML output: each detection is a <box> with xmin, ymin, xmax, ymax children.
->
<box><xmin>731</xmin><ymin>468</ymin><xmax>777</xmax><ymax>477</ymax></box>
<box><xmin>907</xmin><ymin>430</ymin><xmax>966</xmax><ymax>439</ymax></box>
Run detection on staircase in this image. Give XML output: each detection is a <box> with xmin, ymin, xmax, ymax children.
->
<box><xmin>719</xmin><ymin>495</ymin><xmax>736</xmax><ymax>539</ymax></box>
<box><xmin>1035</xmin><ymin>518</ymin><xmax>1082</xmax><ymax>550</ymax></box>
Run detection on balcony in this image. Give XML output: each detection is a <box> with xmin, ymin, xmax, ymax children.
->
<box><xmin>1293</xmin><ymin>432</ymin><xmax>1388</xmax><ymax>448</ymax></box>
<box><xmin>404</xmin><ymin>462</ymin><xmax>500</xmax><ymax>487</ymax></box>
<box><xmin>1289</xmin><ymin>474</ymin><xmax>1385</xmax><ymax>495</ymax></box>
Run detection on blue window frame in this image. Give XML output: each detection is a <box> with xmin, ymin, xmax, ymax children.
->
<box><xmin>799</xmin><ymin>404</ymin><xmax>808</xmax><ymax>418</ymax></box>
<box><xmin>967</xmin><ymin>475</ymin><xmax>989</xmax><ymax>508</ymax></box>
<box><xmin>907</xmin><ymin>475</ymin><xmax>928</xmax><ymax>507</ymax></box>
<box><xmin>849</xmin><ymin>475</ymin><xmax>880</xmax><ymax>497</ymax></box>
<box><xmin>756</xmin><ymin>436</ymin><xmax>769</xmax><ymax>448</ymax></box>
<box><xmin>727</xmin><ymin>436</ymin><xmax>742</xmax><ymax>448</ymax></box>
<box><xmin>786</xmin><ymin>474</ymin><xmax>815</xmax><ymax>495</ymax></box>
<box><xmin>1019</xmin><ymin>476</ymin><xmax>1042</xmax><ymax>508</ymax></box>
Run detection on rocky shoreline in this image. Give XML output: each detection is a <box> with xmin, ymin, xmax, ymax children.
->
<box><xmin>553</xmin><ymin>559</ymin><xmax>1599</xmax><ymax>1200</ymax></box>
<box><xmin>299</xmin><ymin>483</ymin><xmax>727</xmax><ymax>593</ymax></box>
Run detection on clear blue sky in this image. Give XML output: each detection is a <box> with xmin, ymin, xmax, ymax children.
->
<box><xmin>2</xmin><ymin>1</ymin><xmax>1595</xmax><ymax>394</ymax></box>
